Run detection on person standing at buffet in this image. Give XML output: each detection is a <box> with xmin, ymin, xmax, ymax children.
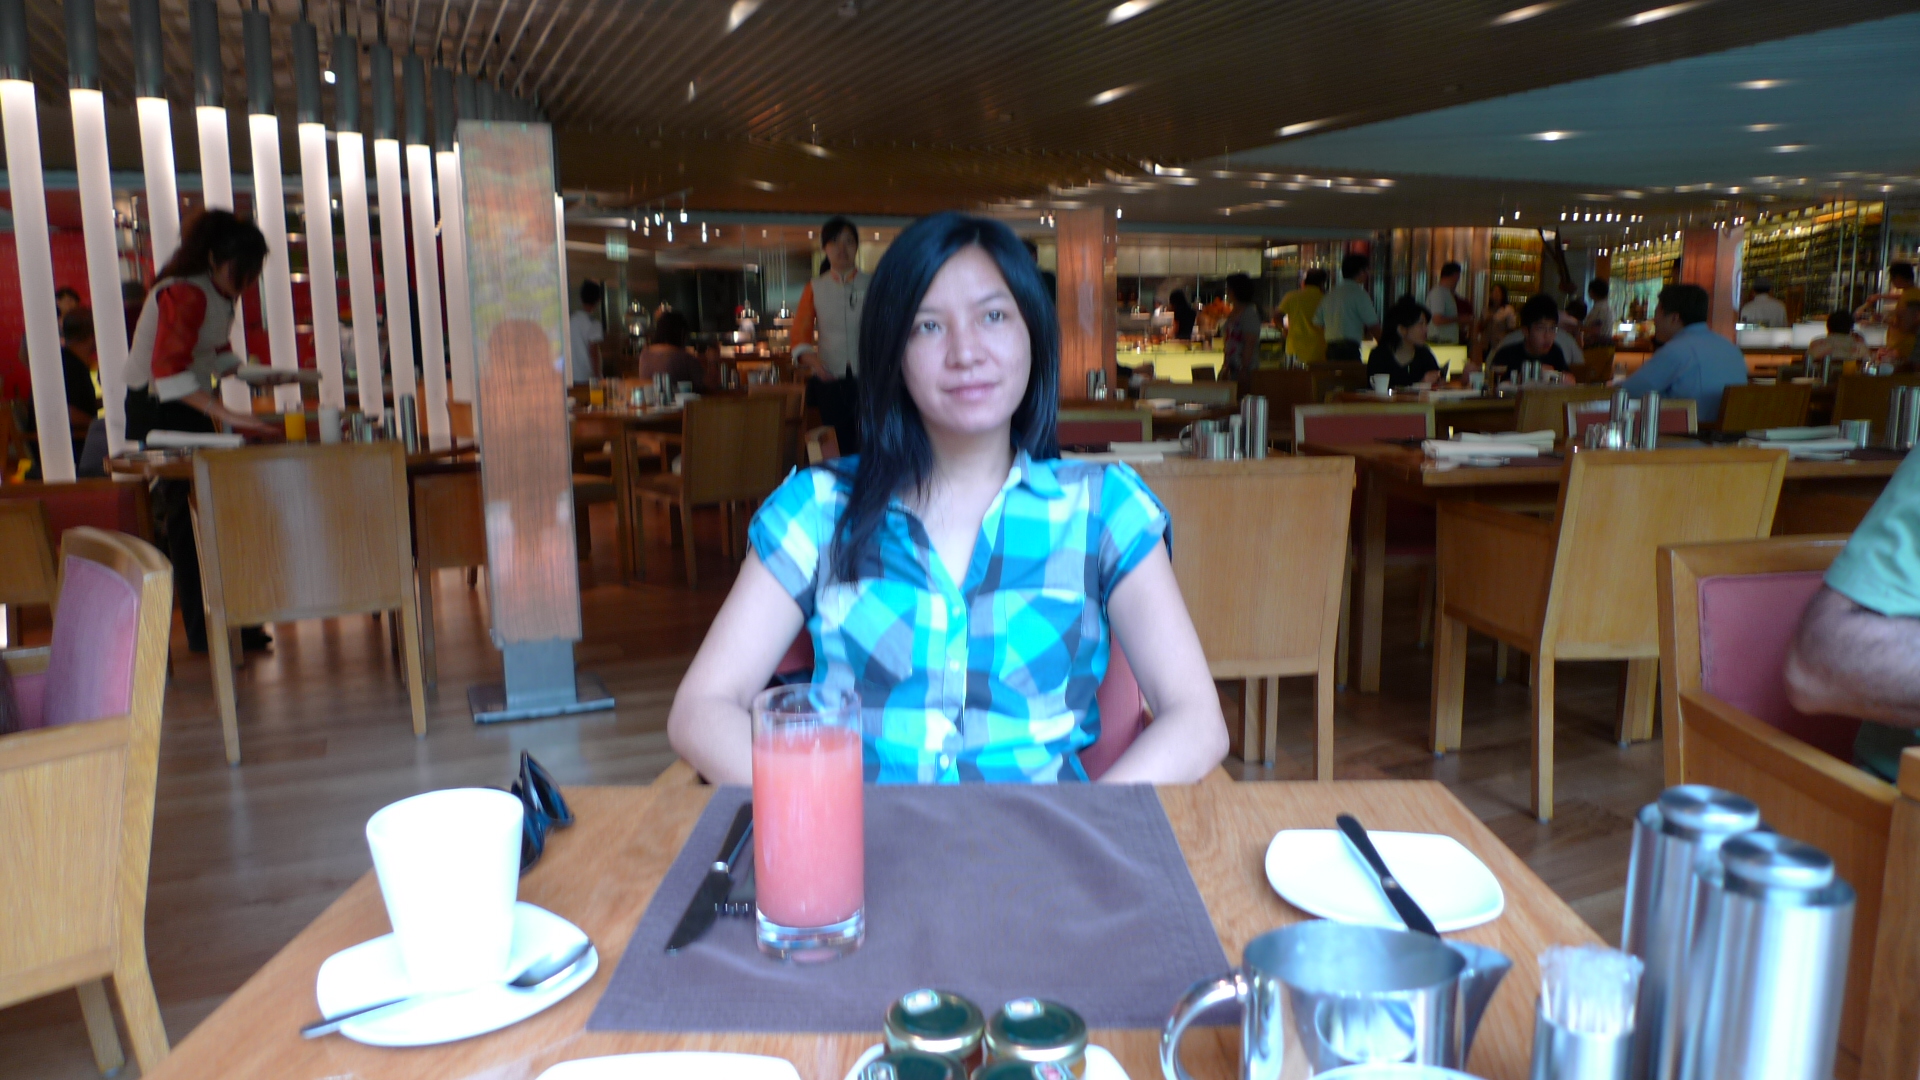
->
<box><xmin>1277</xmin><ymin>269</ymin><xmax>1327</xmax><ymax>364</ymax></box>
<box><xmin>1314</xmin><ymin>253</ymin><xmax>1380</xmax><ymax>362</ymax></box>
<box><xmin>669</xmin><ymin>212</ymin><xmax>1227</xmax><ymax>785</ymax></box>
<box><xmin>1740</xmin><ymin>278</ymin><xmax>1788</xmax><ymax>327</ymax></box>
<box><xmin>1582</xmin><ymin>278</ymin><xmax>1617</xmax><ymax>347</ymax></box>
<box><xmin>1858</xmin><ymin>261</ymin><xmax>1920</xmax><ymax>367</ymax></box>
<box><xmin>1423</xmin><ymin>261</ymin><xmax>1463</xmax><ymax>346</ymax></box>
<box><xmin>1220</xmin><ymin>272</ymin><xmax>1263</xmax><ymax>382</ymax></box>
<box><xmin>792</xmin><ymin>216</ymin><xmax>867</xmax><ymax>452</ymax></box>
<box><xmin>569</xmin><ymin>280</ymin><xmax>605</xmax><ymax>384</ymax></box>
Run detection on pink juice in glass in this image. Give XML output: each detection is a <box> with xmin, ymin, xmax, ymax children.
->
<box><xmin>750</xmin><ymin>683</ymin><xmax>865</xmax><ymax>961</ymax></box>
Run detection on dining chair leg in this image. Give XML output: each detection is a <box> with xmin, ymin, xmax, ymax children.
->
<box><xmin>417</xmin><ymin>568</ymin><xmax>439</xmax><ymax>691</ymax></box>
<box><xmin>1240</xmin><ymin>678</ymin><xmax>1260</xmax><ymax>766</ymax></box>
<box><xmin>3</xmin><ymin>603</ymin><xmax>17</xmax><ymax>649</ymax></box>
<box><xmin>112</xmin><ymin>948</ymin><xmax>170</xmax><ymax>1071</ymax></box>
<box><xmin>1357</xmin><ymin>479</ymin><xmax>1388</xmax><ymax>693</ymax></box>
<box><xmin>398</xmin><ymin>596</ymin><xmax>428</xmax><ymax>739</ymax></box>
<box><xmin>1530</xmin><ymin>653</ymin><xmax>1557</xmax><ymax>823</ymax></box>
<box><xmin>1416</xmin><ymin>565</ymin><xmax>1435</xmax><ymax>650</ymax></box>
<box><xmin>1619</xmin><ymin>657</ymin><xmax>1659</xmax><ymax>745</ymax></box>
<box><xmin>74</xmin><ymin>979</ymin><xmax>125</xmax><ymax>1075</ymax></box>
<box><xmin>680</xmin><ymin>499</ymin><xmax>698</xmax><ymax>588</ymax></box>
<box><xmin>1494</xmin><ymin>641</ymin><xmax>1508</xmax><ymax>683</ymax></box>
<box><xmin>1430</xmin><ymin>613</ymin><xmax>1469</xmax><ymax>754</ymax></box>
<box><xmin>207</xmin><ymin>606</ymin><xmax>242</xmax><ymax>765</ymax></box>
<box><xmin>386</xmin><ymin>610</ymin><xmax>400</xmax><ymax>662</ymax></box>
<box><xmin>1335</xmin><ymin>547</ymin><xmax>1353</xmax><ymax>690</ymax></box>
<box><xmin>1263</xmin><ymin>675</ymin><xmax>1281</xmax><ymax>769</ymax></box>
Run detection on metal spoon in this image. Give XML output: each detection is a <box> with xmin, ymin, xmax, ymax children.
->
<box><xmin>300</xmin><ymin>938</ymin><xmax>593</xmax><ymax>1038</ymax></box>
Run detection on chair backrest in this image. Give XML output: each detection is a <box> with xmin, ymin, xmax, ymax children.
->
<box><xmin>0</xmin><ymin>478</ymin><xmax>152</xmax><ymax>543</ymax></box>
<box><xmin>1080</xmin><ymin>642</ymin><xmax>1146</xmax><ymax>781</ymax></box>
<box><xmin>683</xmin><ymin>394</ymin><xmax>787</xmax><ymax>505</ymax></box>
<box><xmin>1717</xmin><ymin>382</ymin><xmax>1811</xmax><ymax>433</ymax></box>
<box><xmin>1833</xmin><ymin>373</ymin><xmax>1920</xmax><ymax>441</ymax></box>
<box><xmin>447</xmin><ymin>400</ymin><xmax>476</xmax><ymax>441</ymax></box>
<box><xmin>1579</xmin><ymin>344</ymin><xmax>1617</xmax><ymax>383</ymax></box>
<box><xmin>192</xmin><ymin>443</ymin><xmax>414</xmax><ymax>624</ymax></box>
<box><xmin>1191</xmin><ymin>366</ymin><xmax>1217</xmax><ymax>381</ymax></box>
<box><xmin>806</xmin><ymin>426</ymin><xmax>841</xmax><ymax>464</ymax></box>
<box><xmin>1058</xmin><ymin>408</ymin><xmax>1152</xmax><ymax>446</ymax></box>
<box><xmin>0</xmin><ymin>527</ymin><xmax>171</xmax><ymax>1011</ymax></box>
<box><xmin>1293</xmin><ymin>403</ymin><xmax>1435</xmax><ymax>450</ymax></box>
<box><xmin>0</xmin><ymin>499</ymin><xmax>56</xmax><ymax>610</ymax></box>
<box><xmin>747</xmin><ymin>381</ymin><xmax>807</xmax><ymax>420</ymax></box>
<box><xmin>1318</xmin><ymin>361</ymin><xmax>1369</xmax><ymax>394</ymax></box>
<box><xmin>411</xmin><ymin>462</ymin><xmax>488</xmax><ymax>572</ymax></box>
<box><xmin>1246</xmin><ymin>369</ymin><xmax>1319</xmax><ymax>447</ymax></box>
<box><xmin>1654</xmin><ymin>534</ymin><xmax>1889</xmax><ymax>1066</ymax></box>
<box><xmin>1134</xmin><ymin>457</ymin><xmax>1354</xmax><ymax>677</ymax></box>
<box><xmin>1566</xmin><ymin>398</ymin><xmax>1699</xmax><ymax>439</ymax></box>
<box><xmin>1771</xmin><ymin>492</ymin><xmax>1876</xmax><ymax>536</ymax></box>
<box><xmin>1515</xmin><ymin>385</ymin><xmax>1611</xmax><ymax>441</ymax></box>
<box><xmin>1140</xmin><ymin>380</ymin><xmax>1238</xmax><ymax>406</ymax></box>
<box><xmin>1545</xmin><ymin>448</ymin><xmax>1786</xmax><ymax>654</ymax></box>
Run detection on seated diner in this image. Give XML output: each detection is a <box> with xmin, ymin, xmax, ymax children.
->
<box><xmin>1619</xmin><ymin>283</ymin><xmax>1748</xmax><ymax>423</ymax></box>
<box><xmin>1365</xmin><ymin>294</ymin><xmax>1444</xmax><ymax>389</ymax></box>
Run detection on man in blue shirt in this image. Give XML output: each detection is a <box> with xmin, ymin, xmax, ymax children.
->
<box><xmin>1620</xmin><ymin>283</ymin><xmax>1748</xmax><ymax>423</ymax></box>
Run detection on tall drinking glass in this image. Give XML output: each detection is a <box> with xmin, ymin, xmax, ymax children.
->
<box><xmin>751</xmin><ymin>683</ymin><xmax>865</xmax><ymax>962</ymax></box>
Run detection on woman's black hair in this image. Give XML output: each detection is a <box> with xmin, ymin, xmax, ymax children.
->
<box><xmin>649</xmin><ymin>309</ymin><xmax>690</xmax><ymax>348</ymax></box>
<box><xmin>157</xmin><ymin>209</ymin><xmax>269</xmax><ymax>287</ymax></box>
<box><xmin>829</xmin><ymin>211</ymin><xmax>1059</xmax><ymax>583</ymax></box>
<box><xmin>1169</xmin><ymin>289</ymin><xmax>1193</xmax><ymax>315</ymax></box>
<box><xmin>1379</xmin><ymin>294</ymin><xmax>1429</xmax><ymax>351</ymax></box>
<box><xmin>1827</xmin><ymin>310</ymin><xmax>1855</xmax><ymax>334</ymax></box>
<box><xmin>1487</xmin><ymin>281</ymin><xmax>1510</xmax><ymax>309</ymax></box>
<box><xmin>1226</xmin><ymin>272</ymin><xmax>1257</xmax><ymax>306</ymax></box>
<box><xmin>821</xmin><ymin>216</ymin><xmax>858</xmax><ymax>249</ymax></box>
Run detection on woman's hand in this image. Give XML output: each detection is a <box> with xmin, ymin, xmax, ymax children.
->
<box><xmin>219</xmin><ymin>408</ymin><xmax>285</xmax><ymax>438</ymax></box>
<box><xmin>667</xmin><ymin>553</ymin><xmax>807</xmax><ymax>784</ymax></box>
<box><xmin>1421</xmin><ymin>370</ymin><xmax>1445</xmax><ymax>387</ymax></box>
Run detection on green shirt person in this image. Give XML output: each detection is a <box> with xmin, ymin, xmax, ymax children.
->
<box><xmin>1787</xmin><ymin>452</ymin><xmax>1920</xmax><ymax>780</ymax></box>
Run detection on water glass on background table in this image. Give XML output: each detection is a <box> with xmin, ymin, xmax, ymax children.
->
<box><xmin>752</xmin><ymin>683</ymin><xmax>865</xmax><ymax>962</ymax></box>
<box><xmin>365</xmin><ymin>788</ymin><xmax>524</xmax><ymax>992</ymax></box>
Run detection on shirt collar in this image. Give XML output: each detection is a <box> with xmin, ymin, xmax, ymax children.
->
<box><xmin>1678</xmin><ymin>322</ymin><xmax>1716</xmax><ymax>340</ymax></box>
<box><xmin>1008</xmin><ymin>448</ymin><xmax>1063</xmax><ymax>498</ymax></box>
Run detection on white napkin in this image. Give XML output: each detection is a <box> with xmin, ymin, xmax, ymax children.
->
<box><xmin>1755</xmin><ymin>425</ymin><xmax>1841</xmax><ymax>442</ymax></box>
<box><xmin>1423</xmin><ymin>439</ymin><xmax>1541</xmax><ymax>460</ymax></box>
<box><xmin>143</xmin><ymin>430</ymin><xmax>246</xmax><ymax>450</ymax></box>
<box><xmin>1741</xmin><ymin>437</ymin><xmax>1855</xmax><ymax>457</ymax></box>
<box><xmin>1457</xmin><ymin>430</ymin><xmax>1555</xmax><ymax>447</ymax></box>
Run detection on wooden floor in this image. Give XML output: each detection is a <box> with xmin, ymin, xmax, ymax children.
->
<box><xmin>1</xmin><ymin>504</ymin><xmax>1664</xmax><ymax>1078</ymax></box>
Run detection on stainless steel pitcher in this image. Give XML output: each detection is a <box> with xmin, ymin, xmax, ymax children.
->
<box><xmin>1161</xmin><ymin>922</ymin><xmax>1511</xmax><ymax>1079</ymax></box>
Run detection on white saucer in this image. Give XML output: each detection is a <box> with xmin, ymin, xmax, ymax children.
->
<box><xmin>539</xmin><ymin>1052</ymin><xmax>802</xmax><ymax>1080</ymax></box>
<box><xmin>314</xmin><ymin>901</ymin><xmax>598</xmax><ymax>1047</ymax></box>
<box><xmin>843</xmin><ymin>1043</ymin><xmax>1131</xmax><ymax>1080</ymax></box>
<box><xmin>1264</xmin><ymin>829</ymin><xmax>1505</xmax><ymax>933</ymax></box>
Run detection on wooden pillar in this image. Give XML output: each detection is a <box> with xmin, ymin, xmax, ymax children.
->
<box><xmin>1056</xmin><ymin>206</ymin><xmax>1117</xmax><ymax>401</ymax></box>
<box><xmin>1680</xmin><ymin>226</ymin><xmax>1744</xmax><ymax>339</ymax></box>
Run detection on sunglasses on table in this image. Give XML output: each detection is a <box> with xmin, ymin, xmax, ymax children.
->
<box><xmin>511</xmin><ymin>751</ymin><xmax>575</xmax><ymax>874</ymax></box>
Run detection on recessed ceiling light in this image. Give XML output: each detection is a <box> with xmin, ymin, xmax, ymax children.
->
<box><xmin>1744</xmin><ymin>122</ymin><xmax>1782</xmax><ymax>132</ymax></box>
<box><xmin>1089</xmin><ymin>84</ymin><xmax>1140</xmax><ymax>106</ymax></box>
<box><xmin>1621</xmin><ymin>1</ymin><xmax>1708</xmax><ymax>27</ymax></box>
<box><xmin>1771</xmin><ymin>144</ymin><xmax>1809</xmax><ymax>153</ymax></box>
<box><xmin>1492</xmin><ymin>3</ymin><xmax>1557</xmax><ymax>25</ymax></box>
<box><xmin>725</xmin><ymin>0</ymin><xmax>762</xmax><ymax>32</ymax></box>
<box><xmin>1530</xmin><ymin>130</ymin><xmax>1576</xmax><ymax>141</ymax></box>
<box><xmin>1736</xmin><ymin>79</ymin><xmax>1789</xmax><ymax>90</ymax></box>
<box><xmin>797</xmin><ymin>141</ymin><xmax>833</xmax><ymax>158</ymax></box>
<box><xmin>748</xmin><ymin>179</ymin><xmax>777</xmax><ymax>192</ymax></box>
<box><xmin>1105</xmin><ymin>0</ymin><xmax>1166</xmax><ymax>25</ymax></box>
<box><xmin>1277</xmin><ymin>117</ymin><xmax>1334</xmax><ymax>138</ymax></box>
<box><xmin>322</xmin><ymin>69</ymin><xmax>336</xmax><ymax>85</ymax></box>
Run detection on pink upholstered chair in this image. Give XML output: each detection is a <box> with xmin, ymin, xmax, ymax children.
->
<box><xmin>0</xmin><ymin>527</ymin><xmax>174</xmax><ymax>1074</ymax></box>
<box><xmin>0</xmin><ymin>477</ymin><xmax>152</xmax><ymax>543</ymax></box>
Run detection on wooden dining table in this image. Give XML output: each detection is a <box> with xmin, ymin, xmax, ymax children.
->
<box><xmin>143</xmin><ymin>777</ymin><xmax>1600</xmax><ymax>1080</ymax></box>
<box><xmin>105</xmin><ymin>442</ymin><xmax>477</xmax><ymax>482</ymax></box>
<box><xmin>570</xmin><ymin>406</ymin><xmax>686</xmax><ymax>581</ymax></box>
<box><xmin>1328</xmin><ymin>392</ymin><xmax>1519</xmax><ymax>434</ymax></box>
<box><xmin>1306</xmin><ymin>439</ymin><xmax>1909</xmax><ymax>693</ymax></box>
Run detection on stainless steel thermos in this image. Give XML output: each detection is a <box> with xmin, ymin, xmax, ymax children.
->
<box><xmin>1240</xmin><ymin>395</ymin><xmax>1268</xmax><ymax>459</ymax></box>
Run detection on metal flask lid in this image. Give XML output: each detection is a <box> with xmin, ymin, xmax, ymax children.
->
<box><xmin>1654</xmin><ymin>785</ymin><xmax>1761</xmax><ymax>842</ymax></box>
<box><xmin>1719</xmin><ymin>832</ymin><xmax>1841</xmax><ymax>898</ymax></box>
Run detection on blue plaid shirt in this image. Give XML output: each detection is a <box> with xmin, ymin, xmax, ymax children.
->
<box><xmin>749</xmin><ymin>451</ymin><xmax>1172</xmax><ymax>783</ymax></box>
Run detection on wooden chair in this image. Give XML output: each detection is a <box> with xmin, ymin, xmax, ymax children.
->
<box><xmin>1140</xmin><ymin>380</ymin><xmax>1238</xmax><ymax>407</ymax></box>
<box><xmin>0</xmin><ymin>527</ymin><xmax>174</xmax><ymax>1074</ymax></box>
<box><xmin>1578</xmin><ymin>344</ymin><xmax>1617</xmax><ymax>384</ymax></box>
<box><xmin>1565</xmin><ymin>398</ymin><xmax>1698</xmax><ymax>440</ymax></box>
<box><xmin>1772</xmin><ymin>492</ymin><xmax>1876</xmax><ymax>536</ymax></box>
<box><xmin>1655</xmin><ymin>535</ymin><xmax>1920</xmax><ymax>1078</ymax></box>
<box><xmin>1514</xmin><ymin>385</ymin><xmax>1611</xmax><ymax>441</ymax></box>
<box><xmin>1246</xmin><ymin>368</ymin><xmax>1318</xmax><ymax>451</ymax></box>
<box><xmin>747</xmin><ymin>382</ymin><xmax>808</xmax><ymax>469</ymax></box>
<box><xmin>0</xmin><ymin>499</ymin><xmax>56</xmax><ymax>646</ymax></box>
<box><xmin>805</xmin><ymin>425</ymin><xmax>841</xmax><ymax>465</ymax></box>
<box><xmin>1716</xmin><ymin>382</ymin><xmax>1812</xmax><ymax>433</ymax></box>
<box><xmin>448</xmin><ymin>400</ymin><xmax>475</xmax><ymax>441</ymax></box>
<box><xmin>1057</xmin><ymin>407</ymin><xmax>1152</xmax><ymax>446</ymax></box>
<box><xmin>0</xmin><ymin>477</ymin><xmax>154</xmax><ymax>544</ymax></box>
<box><xmin>1134</xmin><ymin>457</ymin><xmax>1353</xmax><ymax>777</ymax></box>
<box><xmin>1431</xmin><ymin>448</ymin><xmax>1788</xmax><ymax>820</ymax></box>
<box><xmin>1318</xmin><ymin>360</ymin><xmax>1369</xmax><ymax>395</ymax></box>
<box><xmin>409</xmin><ymin>461</ymin><xmax>487</xmax><ymax>689</ymax></box>
<box><xmin>192</xmin><ymin>443</ymin><xmax>427</xmax><ymax>763</ymax></box>
<box><xmin>1833</xmin><ymin>373</ymin><xmax>1920</xmax><ymax>443</ymax></box>
<box><xmin>1191</xmin><ymin>365</ymin><xmax>1217</xmax><ymax>381</ymax></box>
<box><xmin>631</xmin><ymin>395</ymin><xmax>786</xmax><ymax>587</ymax></box>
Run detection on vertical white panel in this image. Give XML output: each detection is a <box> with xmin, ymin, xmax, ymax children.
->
<box><xmin>71</xmin><ymin>89</ymin><xmax>131</xmax><ymax>454</ymax></box>
<box><xmin>336</xmin><ymin>131</ymin><xmax>383</xmax><ymax>413</ymax></box>
<box><xmin>298</xmin><ymin>123</ymin><xmax>345</xmax><ymax>408</ymax></box>
<box><xmin>249</xmin><ymin>113</ymin><xmax>299</xmax><ymax>410</ymax></box>
<box><xmin>136</xmin><ymin>97</ymin><xmax>181</xmax><ymax>271</ymax></box>
<box><xmin>437</xmin><ymin>149</ymin><xmax>475</xmax><ymax>404</ymax></box>
<box><xmin>555</xmin><ymin>193</ymin><xmax>573</xmax><ymax>380</ymax></box>
<box><xmin>197</xmin><ymin>105</ymin><xmax>252</xmax><ymax>413</ymax></box>
<box><xmin>406</xmin><ymin>143</ymin><xmax>450</xmax><ymax>448</ymax></box>
<box><xmin>2</xmin><ymin>81</ymin><xmax>74</xmax><ymax>480</ymax></box>
<box><xmin>374</xmin><ymin>138</ymin><xmax>416</xmax><ymax>419</ymax></box>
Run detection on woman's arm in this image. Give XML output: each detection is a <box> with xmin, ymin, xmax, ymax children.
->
<box><xmin>666</xmin><ymin>552</ymin><xmax>808</xmax><ymax>784</ymax></box>
<box><xmin>179</xmin><ymin>389</ymin><xmax>282</xmax><ymax>436</ymax></box>
<box><xmin>1097</xmin><ymin>542</ymin><xmax>1229</xmax><ymax>783</ymax></box>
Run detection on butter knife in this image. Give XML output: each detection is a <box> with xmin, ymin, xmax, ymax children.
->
<box><xmin>664</xmin><ymin>802</ymin><xmax>753</xmax><ymax>953</ymax></box>
<box><xmin>1335</xmin><ymin>813</ymin><xmax>1440</xmax><ymax>937</ymax></box>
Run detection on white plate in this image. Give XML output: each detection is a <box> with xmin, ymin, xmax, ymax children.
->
<box><xmin>843</xmin><ymin>1043</ymin><xmax>1131</xmax><ymax>1080</ymax></box>
<box><xmin>540</xmin><ymin>1053</ymin><xmax>802</xmax><ymax>1080</ymax></box>
<box><xmin>314</xmin><ymin>901</ymin><xmax>598</xmax><ymax>1047</ymax></box>
<box><xmin>231</xmin><ymin>363</ymin><xmax>325</xmax><ymax>385</ymax></box>
<box><xmin>1264</xmin><ymin>830</ymin><xmax>1505</xmax><ymax>933</ymax></box>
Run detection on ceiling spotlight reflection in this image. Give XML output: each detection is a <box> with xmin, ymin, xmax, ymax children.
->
<box><xmin>1621</xmin><ymin>1</ymin><xmax>1707</xmax><ymax>27</ymax></box>
<box><xmin>1492</xmin><ymin>3</ymin><xmax>1557</xmax><ymax>25</ymax></box>
<box><xmin>1530</xmin><ymin>130</ymin><xmax>1576</xmax><ymax>141</ymax></box>
<box><xmin>1090</xmin><ymin>84</ymin><xmax>1141</xmax><ymax>106</ymax></box>
<box><xmin>1105</xmin><ymin>0</ymin><xmax>1166</xmax><ymax>25</ymax></box>
<box><xmin>1771</xmin><ymin>144</ymin><xmax>1809</xmax><ymax>153</ymax></box>
<box><xmin>1736</xmin><ymin>79</ymin><xmax>1789</xmax><ymax>89</ymax></box>
<box><xmin>1277</xmin><ymin>117</ymin><xmax>1335</xmax><ymax>138</ymax></box>
<box><xmin>1744</xmin><ymin>122</ymin><xmax>1782</xmax><ymax>132</ymax></box>
<box><xmin>725</xmin><ymin>0</ymin><xmax>762</xmax><ymax>32</ymax></box>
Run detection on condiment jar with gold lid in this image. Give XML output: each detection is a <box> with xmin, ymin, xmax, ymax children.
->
<box><xmin>885</xmin><ymin>988</ymin><xmax>986</xmax><ymax>1069</ymax></box>
<box><xmin>858</xmin><ymin>1049</ymin><xmax>966</xmax><ymax>1080</ymax></box>
<box><xmin>983</xmin><ymin>998</ymin><xmax>1087</xmax><ymax>1077</ymax></box>
<box><xmin>970</xmin><ymin>1063</ymin><xmax>1075</xmax><ymax>1080</ymax></box>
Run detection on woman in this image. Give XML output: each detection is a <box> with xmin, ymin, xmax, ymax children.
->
<box><xmin>669</xmin><ymin>213</ymin><xmax>1227</xmax><ymax>785</ymax></box>
<box><xmin>1168</xmin><ymin>289</ymin><xmax>1196</xmax><ymax>343</ymax></box>
<box><xmin>791</xmin><ymin>216</ymin><xmax>866</xmax><ymax>452</ymax></box>
<box><xmin>636</xmin><ymin>309</ymin><xmax>704</xmax><ymax>391</ymax></box>
<box><xmin>124</xmin><ymin>210</ymin><xmax>292</xmax><ymax>653</ymax></box>
<box><xmin>1220</xmin><ymin>272</ymin><xmax>1264</xmax><ymax>382</ymax></box>
<box><xmin>1477</xmin><ymin>282</ymin><xmax>1517</xmax><ymax>360</ymax></box>
<box><xmin>1367</xmin><ymin>296</ymin><xmax>1444</xmax><ymax>390</ymax></box>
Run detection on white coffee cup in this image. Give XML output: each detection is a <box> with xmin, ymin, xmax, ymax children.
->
<box><xmin>318</xmin><ymin>405</ymin><xmax>342</xmax><ymax>444</ymax></box>
<box><xmin>1370</xmin><ymin>374</ymin><xmax>1392</xmax><ymax>393</ymax></box>
<box><xmin>1467</xmin><ymin>371</ymin><xmax>1485</xmax><ymax>390</ymax></box>
<box><xmin>366</xmin><ymin>788</ymin><xmax>523</xmax><ymax>992</ymax></box>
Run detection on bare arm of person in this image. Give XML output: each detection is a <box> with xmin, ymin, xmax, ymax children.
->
<box><xmin>1785</xmin><ymin>586</ymin><xmax>1920</xmax><ymax>727</ymax></box>
<box><xmin>181</xmin><ymin>389</ymin><xmax>282</xmax><ymax>436</ymax></box>
<box><xmin>1097</xmin><ymin>541</ymin><xmax>1230</xmax><ymax>783</ymax></box>
<box><xmin>666</xmin><ymin>552</ymin><xmax>807</xmax><ymax>784</ymax></box>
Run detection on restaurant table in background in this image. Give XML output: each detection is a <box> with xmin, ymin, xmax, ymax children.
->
<box><xmin>105</xmin><ymin>442</ymin><xmax>477</xmax><ymax>481</ymax></box>
<box><xmin>141</xmin><ymin>778</ymin><xmax>1600</xmax><ymax>1080</ymax></box>
<box><xmin>1329</xmin><ymin>391</ymin><xmax>1519</xmax><ymax>434</ymax></box>
<box><xmin>1307</xmin><ymin>440</ymin><xmax>1908</xmax><ymax>693</ymax></box>
<box><xmin>570</xmin><ymin>406</ymin><xmax>685</xmax><ymax>581</ymax></box>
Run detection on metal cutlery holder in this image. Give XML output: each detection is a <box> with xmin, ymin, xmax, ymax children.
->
<box><xmin>1637</xmin><ymin>391</ymin><xmax>1662</xmax><ymax>450</ymax></box>
<box><xmin>1240</xmin><ymin>395</ymin><xmax>1268</xmax><ymax>459</ymax></box>
<box><xmin>1891</xmin><ymin>385</ymin><xmax>1920</xmax><ymax>451</ymax></box>
<box><xmin>397</xmin><ymin>394</ymin><xmax>419</xmax><ymax>453</ymax></box>
<box><xmin>1226</xmin><ymin>415</ymin><xmax>1245</xmax><ymax>459</ymax></box>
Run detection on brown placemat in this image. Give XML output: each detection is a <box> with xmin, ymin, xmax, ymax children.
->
<box><xmin>587</xmin><ymin>783</ymin><xmax>1230</xmax><ymax>1033</ymax></box>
